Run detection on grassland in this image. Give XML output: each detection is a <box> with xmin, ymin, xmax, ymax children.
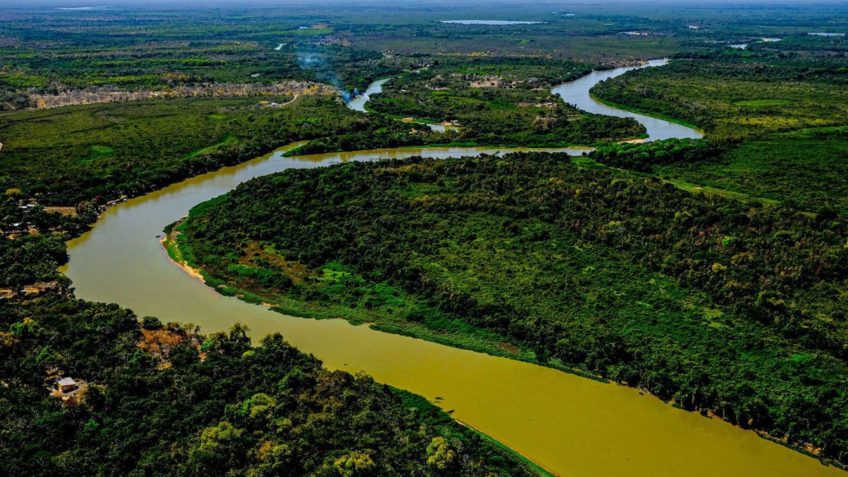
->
<box><xmin>591</xmin><ymin>45</ymin><xmax>848</xmax><ymax>214</ymax></box>
<box><xmin>655</xmin><ymin>126</ymin><xmax>848</xmax><ymax>214</ymax></box>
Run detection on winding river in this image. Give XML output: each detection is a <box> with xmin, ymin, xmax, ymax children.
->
<box><xmin>551</xmin><ymin>59</ymin><xmax>702</xmax><ymax>140</ymax></box>
<box><xmin>63</xmin><ymin>62</ymin><xmax>839</xmax><ymax>476</ymax></box>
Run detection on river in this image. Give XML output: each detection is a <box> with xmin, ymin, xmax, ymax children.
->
<box><xmin>62</xmin><ymin>63</ymin><xmax>839</xmax><ymax>476</ymax></box>
<box><xmin>551</xmin><ymin>59</ymin><xmax>702</xmax><ymax>141</ymax></box>
<box><xmin>345</xmin><ymin>78</ymin><xmax>452</xmax><ymax>132</ymax></box>
<box><xmin>348</xmin><ymin>59</ymin><xmax>702</xmax><ymax>140</ymax></box>
<box><xmin>345</xmin><ymin>78</ymin><xmax>389</xmax><ymax>112</ymax></box>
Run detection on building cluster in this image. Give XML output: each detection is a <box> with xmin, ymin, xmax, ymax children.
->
<box><xmin>1</xmin><ymin>199</ymin><xmax>40</xmax><ymax>238</ymax></box>
<box><xmin>27</xmin><ymin>81</ymin><xmax>337</xmax><ymax>110</ymax></box>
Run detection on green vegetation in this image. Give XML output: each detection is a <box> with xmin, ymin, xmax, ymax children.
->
<box><xmin>0</xmin><ymin>95</ymin><xmax>439</xmax><ymax>205</ymax></box>
<box><xmin>3</xmin><ymin>2</ymin><xmax>848</xmax><ymax>473</ymax></box>
<box><xmin>0</xmin><ymin>233</ymin><xmax>67</xmax><ymax>287</ymax></box>
<box><xmin>655</xmin><ymin>127</ymin><xmax>848</xmax><ymax>214</ymax></box>
<box><xmin>591</xmin><ymin>52</ymin><xmax>848</xmax><ymax>142</ymax></box>
<box><xmin>0</xmin><ymin>195</ymin><xmax>94</xmax><ymax>288</ymax></box>
<box><xmin>0</xmin><ymin>293</ymin><xmax>535</xmax><ymax>476</ymax></box>
<box><xmin>589</xmin><ymin>138</ymin><xmax>718</xmax><ymax>172</ymax></box>
<box><xmin>2</xmin><ymin>185</ymin><xmax>540</xmax><ymax>475</ymax></box>
<box><xmin>181</xmin><ymin>154</ymin><xmax>848</xmax><ymax>465</ymax></box>
<box><xmin>368</xmin><ymin>57</ymin><xmax>644</xmax><ymax>145</ymax></box>
<box><xmin>591</xmin><ymin>44</ymin><xmax>848</xmax><ymax>215</ymax></box>
<box><xmin>79</xmin><ymin>145</ymin><xmax>114</xmax><ymax>165</ymax></box>
<box><xmin>183</xmin><ymin>134</ymin><xmax>240</xmax><ymax>160</ymax></box>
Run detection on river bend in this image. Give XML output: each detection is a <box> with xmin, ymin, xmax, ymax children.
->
<box><xmin>63</xmin><ymin>62</ymin><xmax>837</xmax><ymax>476</ymax></box>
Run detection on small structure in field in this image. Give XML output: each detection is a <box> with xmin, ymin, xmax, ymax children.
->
<box><xmin>51</xmin><ymin>376</ymin><xmax>86</xmax><ymax>404</ymax></box>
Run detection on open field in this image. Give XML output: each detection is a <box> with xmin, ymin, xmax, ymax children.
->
<box><xmin>656</xmin><ymin>126</ymin><xmax>848</xmax><ymax>214</ymax></box>
<box><xmin>591</xmin><ymin>43</ymin><xmax>848</xmax><ymax>215</ymax></box>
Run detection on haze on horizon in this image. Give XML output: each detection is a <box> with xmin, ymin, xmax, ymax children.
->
<box><xmin>2</xmin><ymin>0</ymin><xmax>846</xmax><ymax>8</ymax></box>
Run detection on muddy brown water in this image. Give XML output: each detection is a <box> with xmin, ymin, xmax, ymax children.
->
<box><xmin>63</xmin><ymin>64</ymin><xmax>840</xmax><ymax>476</ymax></box>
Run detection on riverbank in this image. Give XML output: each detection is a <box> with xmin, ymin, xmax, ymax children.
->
<box><xmin>161</xmin><ymin>215</ymin><xmax>554</xmax><ymax>476</ymax></box>
<box><xmin>64</xmin><ymin>143</ymin><xmax>848</xmax><ymax>477</ymax></box>
<box><xmin>163</xmin><ymin>211</ymin><xmax>602</xmax><ymax>378</ymax></box>
<box><xmin>353</xmin><ymin>61</ymin><xmax>648</xmax><ymax>147</ymax></box>
<box><xmin>168</xmin><ymin>151</ymin><xmax>848</xmax><ymax>475</ymax></box>
<box><xmin>161</xmin><ymin>221</ymin><xmax>207</xmax><ymax>283</ymax></box>
<box><xmin>397</xmin><ymin>389</ymin><xmax>557</xmax><ymax>477</ymax></box>
<box><xmin>550</xmin><ymin>58</ymin><xmax>703</xmax><ymax>141</ymax></box>
<box><xmin>63</xmin><ymin>67</ymin><xmax>845</xmax><ymax>475</ymax></box>
<box><xmin>587</xmin><ymin>92</ymin><xmax>705</xmax><ymax>132</ymax></box>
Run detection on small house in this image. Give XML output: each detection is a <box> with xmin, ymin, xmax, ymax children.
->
<box><xmin>57</xmin><ymin>377</ymin><xmax>78</xmax><ymax>394</ymax></box>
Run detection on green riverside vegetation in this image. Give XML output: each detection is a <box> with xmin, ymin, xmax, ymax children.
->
<box><xmin>590</xmin><ymin>45</ymin><xmax>848</xmax><ymax>215</ymax></box>
<box><xmin>3</xmin><ymin>2</ymin><xmax>848</xmax><ymax>475</ymax></box>
<box><xmin>367</xmin><ymin>57</ymin><xmax>644</xmax><ymax>146</ymax></box>
<box><xmin>0</xmin><ymin>95</ymin><xmax>437</xmax><ymax>205</ymax></box>
<box><xmin>591</xmin><ymin>51</ymin><xmax>848</xmax><ymax>143</ymax></box>
<box><xmin>179</xmin><ymin>153</ymin><xmax>848</xmax><ymax>465</ymax></box>
<box><xmin>0</xmin><ymin>293</ymin><xmax>536</xmax><ymax>476</ymax></box>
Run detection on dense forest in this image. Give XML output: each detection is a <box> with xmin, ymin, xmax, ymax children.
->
<box><xmin>180</xmin><ymin>154</ymin><xmax>848</xmax><ymax>465</ymax></box>
<box><xmin>589</xmin><ymin>138</ymin><xmax>718</xmax><ymax>172</ymax></box>
<box><xmin>3</xmin><ymin>2</ymin><xmax>848</xmax><ymax>474</ymax></box>
<box><xmin>0</xmin><ymin>145</ymin><xmax>540</xmax><ymax>477</ymax></box>
<box><xmin>0</xmin><ymin>292</ymin><xmax>534</xmax><ymax>476</ymax></box>
<box><xmin>0</xmin><ymin>171</ymin><xmax>537</xmax><ymax>475</ymax></box>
